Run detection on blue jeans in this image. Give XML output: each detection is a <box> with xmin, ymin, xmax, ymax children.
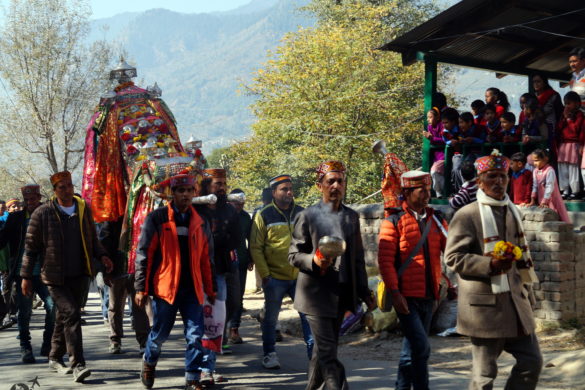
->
<box><xmin>15</xmin><ymin>275</ymin><xmax>55</xmax><ymax>350</ymax></box>
<box><xmin>144</xmin><ymin>290</ymin><xmax>205</xmax><ymax>381</ymax></box>
<box><xmin>395</xmin><ymin>298</ymin><xmax>434</xmax><ymax>390</ymax></box>
<box><xmin>262</xmin><ymin>277</ymin><xmax>313</xmax><ymax>359</ymax></box>
<box><xmin>97</xmin><ymin>284</ymin><xmax>109</xmax><ymax>320</ymax></box>
<box><xmin>201</xmin><ymin>274</ymin><xmax>226</xmax><ymax>374</ymax></box>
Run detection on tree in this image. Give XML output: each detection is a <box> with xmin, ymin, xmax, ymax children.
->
<box><xmin>0</xmin><ymin>0</ymin><xmax>113</xmax><ymax>184</ymax></box>
<box><xmin>227</xmin><ymin>0</ymin><xmax>442</xmax><ymax>206</ymax></box>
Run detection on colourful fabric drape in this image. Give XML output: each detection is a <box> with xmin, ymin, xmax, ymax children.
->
<box><xmin>81</xmin><ymin>111</ymin><xmax>101</xmax><ymax>203</ymax></box>
<box><xmin>381</xmin><ymin>152</ymin><xmax>408</xmax><ymax>216</ymax></box>
<box><xmin>91</xmin><ymin>107</ymin><xmax>128</xmax><ymax>222</ymax></box>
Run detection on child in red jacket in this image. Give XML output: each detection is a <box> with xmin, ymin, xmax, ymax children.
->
<box><xmin>557</xmin><ymin>91</ymin><xmax>585</xmax><ymax>199</ymax></box>
<box><xmin>509</xmin><ymin>152</ymin><xmax>533</xmax><ymax>205</ymax></box>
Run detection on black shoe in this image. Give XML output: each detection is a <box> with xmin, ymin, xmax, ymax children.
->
<box><xmin>141</xmin><ymin>360</ymin><xmax>156</xmax><ymax>389</ymax></box>
<box><xmin>21</xmin><ymin>348</ymin><xmax>36</xmax><ymax>364</ymax></box>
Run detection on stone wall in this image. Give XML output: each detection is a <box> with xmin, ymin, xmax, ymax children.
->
<box><xmin>352</xmin><ymin>203</ymin><xmax>585</xmax><ymax>325</ymax></box>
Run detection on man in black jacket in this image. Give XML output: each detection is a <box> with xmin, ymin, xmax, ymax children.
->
<box><xmin>289</xmin><ymin>161</ymin><xmax>374</xmax><ymax>390</ymax></box>
<box><xmin>0</xmin><ymin>184</ymin><xmax>54</xmax><ymax>364</ymax></box>
<box><xmin>197</xmin><ymin>168</ymin><xmax>240</xmax><ymax>386</ymax></box>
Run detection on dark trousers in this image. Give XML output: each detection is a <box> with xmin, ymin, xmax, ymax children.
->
<box><xmin>230</xmin><ymin>259</ymin><xmax>249</xmax><ymax>329</ymax></box>
<box><xmin>395</xmin><ymin>298</ymin><xmax>434</xmax><ymax>390</ymax></box>
<box><xmin>1</xmin><ymin>272</ymin><xmax>17</xmax><ymax>318</ymax></box>
<box><xmin>224</xmin><ymin>267</ymin><xmax>241</xmax><ymax>334</ymax></box>
<box><xmin>305</xmin><ymin>311</ymin><xmax>348</xmax><ymax>390</ymax></box>
<box><xmin>470</xmin><ymin>333</ymin><xmax>542</xmax><ymax>390</ymax></box>
<box><xmin>108</xmin><ymin>274</ymin><xmax>150</xmax><ymax>346</ymax></box>
<box><xmin>47</xmin><ymin>276</ymin><xmax>88</xmax><ymax>368</ymax></box>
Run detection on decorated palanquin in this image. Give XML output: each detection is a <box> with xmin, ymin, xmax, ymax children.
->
<box><xmin>82</xmin><ymin>58</ymin><xmax>206</xmax><ymax>272</ymax></box>
<box><xmin>372</xmin><ymin>140</ymin><xmax>408</xmax><ymax>217</ymax></box>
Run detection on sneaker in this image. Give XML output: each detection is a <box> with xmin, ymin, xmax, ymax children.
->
<box><xmin>200</xmin><ymin>371</ymin><xmax>214</xmax><ymax>386</ymax></box>
<box><xmin>229</xmin><ymin>328</ymin><xmax>243</xmax><ymax>344</ymax></box>
<box><xmin>262</xmin><ymin>352</ymin><xmax>280</xmax><ymax>369</ymax></box>
<box><xmin>72</xmin><ymin>365</ymin><xmax>91</xmax><ymax>383</ymax></box>
<box><xmin>49</xmin><ymin>359</ymin><xmax>73</xmax><ymax>375</ymax></box>
<box><xmin>21</xmin><ymin>348</ymin><xmax>36</xmax><ymax>364</ymax></box>
<box><xmin>184</xmin><ymin>380</ymin><xmax>203</xmax><ymax>390</ymax></box>
<box><xmin>275</xmin><ymin>330</ymin><xmax>283</xmax><ymax>342</ymax></box>
<box><xmin>569</xmin><ymin>193</ymin><xmax>577</xmax><ymax>200</ymax></box>
<box><xmin>139</xmin><ymin>346</ymin><xmax>146</xmax><ymax>356</ymax></box>
<box><xmin>222</xmin><ymin>344</ymin><xmax>232</xmax><ymax>355</ymax></box>
<box><xmin>140</xmin><ymin>360</ymin><xmax>156</xmax><ymax>389</ymax></box>
<box><xmin>109</xmin><ymin>342</ymin><xmax>122</xmax><ymax>354</ymax></box>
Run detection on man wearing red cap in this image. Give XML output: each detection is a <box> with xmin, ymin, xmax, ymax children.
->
<box><xmin>0</xmin><ymin>184</ymin><xmax>54</xmax><ymax>364</ymax></box>
<box><xmin>134</xmin><ymin>174</ymin><xmax>215</xmax><ymax>390</ymax></box>
<box><xmin>21</xmin><ymin>171</ymin><xmax>113</xmax><ymax>382</ymax></box>
<box><xmin>289</xmin><ymin>161</ymin><xmax>374</xmax><ymax>390</ymax></box>
<box><xmin>378</xmin><ymin>170</ymin><xmax>448</xmax><ymax>389</ymax></box>
<box><xmin>445</xmin><ymin>151</ymin><xmax>541</xmax><ymax>389</ymax></box>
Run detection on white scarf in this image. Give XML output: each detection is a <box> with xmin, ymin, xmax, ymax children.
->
<box><xmin>476</xmin><ymin>189</ymin><xmax>538</xmax><ymax>293</ymax></box>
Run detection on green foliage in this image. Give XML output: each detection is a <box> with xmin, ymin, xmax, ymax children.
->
<box><xmin>225</xmin><ymin>0</ymin><xmax>440</xmax><ymax>206</ymax></box>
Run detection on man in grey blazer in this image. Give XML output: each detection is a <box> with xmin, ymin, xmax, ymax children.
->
<box><xmin>289</xmin><ymin>160</ymin><xmax>374</xmax><ymax>390</ymax></box>
<box><xmin>445</xmin><ymin>152</ymin><xmax>542</xmax><ymax>390</ymax></box>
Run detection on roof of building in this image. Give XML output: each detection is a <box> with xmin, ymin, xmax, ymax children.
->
<box><xmin>380</xmin><ymin>0</ymin><xmax>585</xmax><ymax>81</ymax></box>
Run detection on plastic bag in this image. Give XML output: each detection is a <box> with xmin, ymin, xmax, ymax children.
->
<box><xmin>202</xmin><ymin>295</ymin><xmax>226</xmax><ymax>353</ymax></box>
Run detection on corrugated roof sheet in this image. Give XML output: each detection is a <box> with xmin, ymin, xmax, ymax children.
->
<box><xmin>381</xmin><ymin>0</ymin><xmax>585</xmax><ymax>80</ymax></box>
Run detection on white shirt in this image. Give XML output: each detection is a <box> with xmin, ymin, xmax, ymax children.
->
<box><xmin>58</xmin><ymin>204</ymin><xmax>76</xmax><ymax>216</ymax></box>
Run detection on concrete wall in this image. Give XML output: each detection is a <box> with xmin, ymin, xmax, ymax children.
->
<box><xmin>353</xmin><ymin>203</ymin><xmax>585</xmax><ymax>325</ymax></box>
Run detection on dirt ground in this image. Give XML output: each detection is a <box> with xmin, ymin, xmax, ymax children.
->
<box><xmin>242</xmin><ymin>272</ymin><xmax>585</xmax><ymax>389</ymax></box>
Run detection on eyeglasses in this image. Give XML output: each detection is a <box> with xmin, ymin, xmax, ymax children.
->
<box><xmin>175</xmin><ymin>187</ymin><xmax>195</xmax><ymax>193</ymax></box>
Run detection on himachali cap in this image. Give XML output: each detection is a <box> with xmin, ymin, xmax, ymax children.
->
<box><xmin>6</xmin><ymin>198</ymin><xmax>19</xmax><ymax>208</ymax></box>
<box><xmin>269</xmin><ymin>174</ymin><xmax>292</xmax><ymax>189</ymax></box>
<box><xmin>316</xmin><ymin>160</ymin><xmax>346</xmax><ymax>182</ymax></box>
<box><xmin>50</xmin><ymin>171</ymin><xmax>71</xmax><ymax>186</ymax></box>
<box><xmin>203</xmin><ymin>168</ymin><xmax>226</xmax><ymax>179</ymax></box>
<box><xmin>21</xmin><ymin>184</ymin><xmax>40</xmax><ymax>196</ymax></box>
<box><xmin>170</xmin><ymin>174</ymin><xmax>195</xmax><ymax>188</ymax></box>
<box><xmin>400</xmin><ymin>170</ymin><xmax>431</xmax><ymax>189</ymax></box>
<box><xmin>474</xmin><ymin>149</ymin><xmax>510</xmax><ymax>174</ymax></box>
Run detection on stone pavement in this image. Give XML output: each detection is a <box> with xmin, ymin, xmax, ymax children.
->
<box><xmin>0</xmin><ymin>285</ymin><xmax>583</xmax><ymax>389</ymax></box>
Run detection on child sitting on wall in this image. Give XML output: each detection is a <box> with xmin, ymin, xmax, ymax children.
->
<box><xmin>528</xmin><ymin>149</ymin><xmax>570</xmax><ymax>223</ymax></box>
<box><xmin>484</xmin><ymin>104</ymin><xmax>502</xmax><ymax>143</ymax></box>
<box><xmin>471</xmin><ymin>99</ymin><xmax>486</xmax><ymax>126</ymax></box>
<box><xmin>509</xmin><ymin>152</ymin><xmax>533</xmax><ymax>205</ymax></box>
<box><xmin>423</xmin><ymin>107</ymin><xmax>446</xmax><ymax>198</ymax></box>
<box><xmin>500</xmin><ymin>112</ymin><xmax>521</xmax><ymax>143</ymax></box>
<box><xmin>449</xmin><ymin>159</ymin><xmax>478</xmax><ymax>212</ymax></box>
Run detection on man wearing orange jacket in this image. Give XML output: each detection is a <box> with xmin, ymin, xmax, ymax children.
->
<box><xmin>134</xmin><ymin>174</ymin><xmax>216</xmax><ymax>390</ymax></box>
<box><xmin>378</xmin><ymin>170</ymin><xmax>448</xmax><ymax>390</ymax></box>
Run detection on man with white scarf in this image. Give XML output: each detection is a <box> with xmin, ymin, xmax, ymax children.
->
<box><xmin>445</xmin><ymin>150</ymin><xmax>542</xmax><ymax>390</ymax></box>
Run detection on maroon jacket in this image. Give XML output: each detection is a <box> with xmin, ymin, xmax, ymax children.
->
<box><xmin>510</xmin><ymin>169</ymin><xmax>533</xmax><ymax>205</ymax></box>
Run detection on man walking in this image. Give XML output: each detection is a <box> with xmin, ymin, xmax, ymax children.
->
<box><xmin>21</xmin><ymin>171</ymin><xmax>113</xmax><ymax>382</ymax></box>
<box><xmin>251</xmin><ymin>174</ymin><xmax>313</xmax><ymax>369</ymax></box>
<box><xmin>445</xmin><ymin>151</ymin><xmax>542</xmax><ymax>389</ymax></box>
<box><xmin>378</xmin><ymin>171</ymin><xmax>448</xmax><ymax>389</ymax></box>
<box><xmin>227</xmin><ymin>188</ymin><xmax>252</xmax><ymax>344</ymax></box>
<box><xmin>99</xmin><ymin>217</ymin><xmax>151</xmax><ymax>355</ymax></box>
<box><xmin>195</xmin><ymin>168</ymin><xmax>240</xmax><ymax>385</ymax></box>
<box><xmin>135</xmin><ymin>174</ymin><xmax>215</xmax><ymax>390</ymax></box>
<box><xmin>0</xmin><ymin>184</ymin><xmax>55</xmax><ymax>363</ymax></box>
<box><xmin>289</xmin><ymin>161</ymin><xmax>374</xmax><ymax>390</ymax></box>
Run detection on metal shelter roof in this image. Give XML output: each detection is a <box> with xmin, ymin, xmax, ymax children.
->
<box><xmin>380</xmin><ymin>0</ymin><xmax>585</xmax><ymax>81</ymax></box>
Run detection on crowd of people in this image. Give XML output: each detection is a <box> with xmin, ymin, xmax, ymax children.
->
<box><xmin>0</xmin><ymin>163</ymin><xmax>375</xmax><ymax>390</ymax></box>
<box><xmin>430</xmin><ymin>48</ymin><xmax>585</xmax><ymax>222</ymax></box>
<box><xmin>1</xmin><ymin>46</ymin><xmax>584</xmax><ymax>390</ymax></box>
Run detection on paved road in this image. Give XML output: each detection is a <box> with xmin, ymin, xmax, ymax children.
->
<box><xmin>0</xmin><ymin>286</ymin><xmax>582</xmax><ymax>389</ymax></box>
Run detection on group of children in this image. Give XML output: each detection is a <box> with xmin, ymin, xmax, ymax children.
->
<box><xmin>427</xmin><ymin>84</ymin><xmax>584</xmax><ymax>223</ymax></box>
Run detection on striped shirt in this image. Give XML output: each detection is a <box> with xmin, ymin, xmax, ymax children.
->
<box><xmin>449</xmin><ymin>180</ymin><xmax>478</xmax><ymax>211</ymax></box>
